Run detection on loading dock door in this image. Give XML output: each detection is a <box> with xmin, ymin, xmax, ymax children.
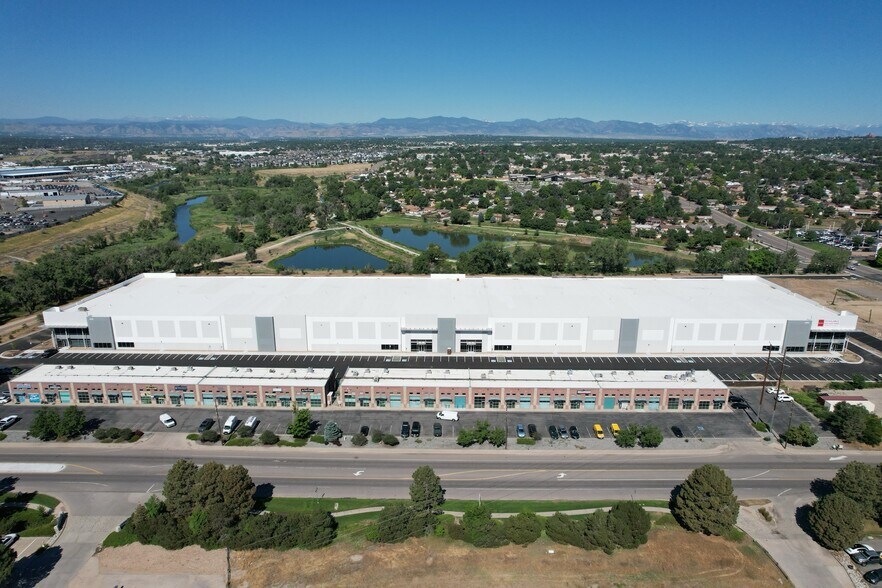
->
<box><xmin>603</xmin><ymin>397</ymin><xmax>615</xmax><ymax>410</ymax></box>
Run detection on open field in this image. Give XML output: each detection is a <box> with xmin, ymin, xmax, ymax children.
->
<box><xmin>0</xmin><ymin>190</ymin><xmax>158</xmax><ymax>274</ymax></box>
<box><xmin>769</xmin><ymin>276</ymin><xmax>882</xmax><ymax>338</ymax></box>
<box><xmin>256</xmin><ymin>163</ymin><xmax>371</xmax><ymax>183</ymax></box>
<box><xmin>230</xmin><ymin>526</ymin><xmax>790</xmax><ymax>588</ymax></box>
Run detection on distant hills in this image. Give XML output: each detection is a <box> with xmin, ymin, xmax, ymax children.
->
<box><xmin>0</xmin><ymin>115</ymin><xmax>880</xmax><ymax>140</ymax></box>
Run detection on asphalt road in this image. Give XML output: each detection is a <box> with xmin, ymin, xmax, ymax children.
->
<box><xmin>26</xmin><ymin>346</ymin><xmax>882</xmax><ymax>384</ymax></box>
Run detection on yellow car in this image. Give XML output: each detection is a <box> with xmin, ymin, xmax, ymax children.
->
<box><xmin>593</xmin><ymin>424</ymin><xmax>605</xmax><ymax>439</ymax></box>
<box><xmin>610</xmin><ymin>423</ymin><xmax>620</xmax><ymax>438</ymax></box>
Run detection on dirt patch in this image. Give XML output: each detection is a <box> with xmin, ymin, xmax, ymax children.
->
<box><xmin>97</xmin><ymin>544</ymin><xmax>225</xmax><ymax>574</ymax></box>
<box><xmin>769</xmin><ymin>277</ymin><xmax>882</xmax><ymax>338</ymax></box>
<box><xmin>256</xmin><ymin>163</ymin><xmax>371</xmax><ymax>184</ymax></box>
<box><xmin>230</xmin><ymin>528</ymin><xmax>790</xmax><ymax>588</ymax></box>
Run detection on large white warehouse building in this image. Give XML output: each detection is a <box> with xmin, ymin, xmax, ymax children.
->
<box><xmin>42</xmin><ymin>273</ymin><xmax>857</xmax><ymax>355</ymax></box>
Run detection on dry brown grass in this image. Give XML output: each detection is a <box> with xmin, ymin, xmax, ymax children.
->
<box><xmin>230</xmin><ymin>528</ymin><xmax>790</xmax><ymax>588</ymax></box>
<box><xmin>255</xmin><ymin>163</ymin><xmax>371</xmax><ymax>184</ymax></box>
<box><xmin>0</xmin><ymin>189</ymin><xmax>158</xmax><ymax>274</ymax></box>
<box><xmin>770</xmin><ymin>277</ymin><xmax>882</xmax><ymax>338</ymax></box>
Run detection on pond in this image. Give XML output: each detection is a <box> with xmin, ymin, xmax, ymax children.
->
<box><xmin>627</xmin><ymin>251</ymin><xmax>656</xmax><ymax>267</ymax></box>
<box><xmin>174</xmin><ymin>196</ymin><xmax>207</xmax><ymax>243</ymax></box>
<box><xmin>374</xmin><ymin>226</ymin><xmax>508</xmax><ymax>257</ymax></box>
<box><xmin>275</xmin><ymin>245</ymin><xmax>389</xmax><ymax>270</ymax></box>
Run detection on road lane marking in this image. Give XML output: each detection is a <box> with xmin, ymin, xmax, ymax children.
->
<box><xmin>776</xmin><ymin>488</ymin><xmax>791</xmax><ymax>497</ymax></box>
<box><xmin>67</xmin><ymin>463</ymin><xmax>103</xmax><ymax>474</ymax></box>
<box><xmin>354</xmin><ymin>470</ymin><xmax>364</xmax><ymax>476</ymax></box>
<box><xmin>737</xmin><ymin>469</ymin><xmax>770</xmax><ymax>480</ymax></box>
<box><xmin>829</xmin><ymin>456</ymin><xmax>848</xmax><ymax>461</ymax></box>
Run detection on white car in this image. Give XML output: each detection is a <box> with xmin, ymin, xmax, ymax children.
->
<box><xmin>435</xmin><ymin>410</ymin><xmax>459</xmax><ymax>421</ymax></box>
<box><xmin>0</xmin><ymin>396</ymin><xmax>10</xmax><ymax>404</ymax></box>
<box><xmin>846</xmin><ymin>544</ymin><xmax>878</xmax><ymax>556</ymax></box>
<box><xmin>776</xmin><ymin>393</ymin><xmax>793</xmax><ymax>403</ymax></box>
<box><xmin>0</xmin><ymin>415</ymin><xmax>19</xmax><ymax>430</ymax></box>
<box><xmin>765</xmin><ymin>386</ymin><xmax>783</xmax><ymax>395</ymax></box>
<box><xmin>159</xmin><ymin>413</ymin><xmax>176</xmax><ymax>428</ymax></box>
<box><xmin>244</xmin><ymin>416</ymin><xmax>259</xmax><ymax>430</ymax></box>
<box><xmin>1</xmin><ymin>533</ymin><xmax>18</xmax><ymax>548</ymax></box>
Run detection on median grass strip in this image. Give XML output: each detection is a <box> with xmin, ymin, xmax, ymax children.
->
<box><xmin>0</xmin><ymin>492</ymin><xmax>60</xmax><ymax>509</ymax></box>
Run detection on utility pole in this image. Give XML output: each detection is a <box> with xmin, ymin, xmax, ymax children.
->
<box><xmin>759</xmin><ymin>345</ymin><xmax>772</xmax><ymax>409</ymax></box>
<box><xmin>769</xmin><ymin>348</ymin><xmax>788</xmax><ymax>439</ymax></box>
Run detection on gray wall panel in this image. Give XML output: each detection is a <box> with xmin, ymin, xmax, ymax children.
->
<box><xmin>618</xmin><ymin>319</ymin><xmax>638</xmax><ymax>353</ymax></box>
<box><xmin>437</xmin><ymin>317</ymin><xmax>456</xmax><ymax>352</ymax></box>
<box><xmin>783</xmin><ymin>320</ymin><xmax>811</xmax><ymax>350</ymax></box>
<box><xmin>87</xmin><ymin>316</ymin><xmax>114</xmax><ymax>348</ymax></box>
<box><xmin>255</xmin><ymin>316</ymin><xmax>276</xmax><ymax>352</ymax></box>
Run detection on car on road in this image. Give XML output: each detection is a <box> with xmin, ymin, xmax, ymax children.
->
<box><xmin>558</xmin><ymin>426</ymin><xmax>569</xmax><ymax>439</ymax></box>
<box><xmin>527</xmin><ymin>424</ymin><xmax>537</xmax><ymax>438</ymax></box>
<box><xmin>593</xmin><ymin>424</ymin><xmax>605</xmax><ymax>439</ymax></box>
<box><xmin>865</xmin><ymin>568</ymin><xmax>882</xmax><ymax>585</ymax></box>
<box><xmin>516</xmin><ymin>424</ymin><xmax>526</xmax><ymax>438</ymax></box>
<box><xmin>765</xmin><ymin>386</ymin><xmax>784</xmax><ymax>395</ymax></box>
<box><xmin>435</xmin><ymin>410</ymin><xmax>459</xmax><ymax>421</ymax></box>
<box><xmin>671</xmin><ymin>426</ymin><xmax>684</xmax><ymax>438</ymax></box>
<box><xmin>0</xmin><ymin>415</ymin><xmax>19</xmax><ymax>430</ymax></box>
<box><xmin>569</xmin><ymin>426</ymin><xmax>580</xmax><ymax>439</ymax></box>
<box><xmin>433</xmin><ymin>423</ymin><xmax>442</xmax><ymax>437</ymax></box>
<box><xmin>548</xmin><ymin>425</ymin><xmax>559</xmax><ymax>440</ymax></box>
<box><xmin>776</xmin><ymin>393</ymin><xmax>793</xmax><ymax>403</ymax></box>
<box><xmin>411</xmin><ymin>421</ymin><xmax>421</xmax><ymax>437</ymax></box>
<box><xmin>222</xmin><ymin>415</ymin><xmax>239</xmax><ymax>435</ymax></box>
<box><xmin>197</xmin><ymin>418</ymin><xmax>214</xmax><ymax>433</ymax></box>
<box><xmin>159</xmin><ymin>413</ymin><xmax>176</xmax><ymax>428</ymax></box>
<box><xmin>610</xmin><ymin>423</ymin><xmax>620</xmax><ymax>438</ymax></box>
<box><xmin>360</xmin><ymin>425</ymin><xmax>370</xmax><ymax>436</ymax></box>
<box><xmin>244</xmin><ymin>416</ymin><xmax>259</xmax><ymax>431</ymax></box>
<box><xmin>1</xmin><ymin>533</ymin><xmax>18</xmax><ymax>548</ymax></box>
<box><xmin>401</xmin><ymin>422</ymin><xmax>410</xmax><ymax>438</ymax></box>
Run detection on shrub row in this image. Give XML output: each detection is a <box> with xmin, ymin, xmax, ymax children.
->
<box><xmin>457</xmin><ymin>420</ymin><xmax>505</xmax><ymax>447</ymax></box>
<box><xmin>93</xmin><ymin>427</ymin><xmax>142</xmax><ymax>442</ymax></box>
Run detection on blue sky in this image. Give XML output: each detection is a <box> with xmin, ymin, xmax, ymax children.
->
<box><xmin>3</xmin><ymin>0</ymin><xmax>881</xmax><ymax>125</ymax></box>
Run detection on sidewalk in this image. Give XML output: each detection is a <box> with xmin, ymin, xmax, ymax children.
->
<box><xmin>737</xmin><ymin>497</ymin><xmax>851</xmax><ymax>588</ymax></box>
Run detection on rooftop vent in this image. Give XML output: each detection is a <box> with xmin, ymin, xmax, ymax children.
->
<box><xmin>269</xmin><ymin>368</ymin><xmax>275</xmax><ymax>373</ymax></box>
<box><xmin>113</xmin><ymin>366</ymin><xmax>120</xmax><ymax>370</ymax></box>
<box><xmin>567</xmin><ymin>369</ymin><xmax>573</xmax><ymax>376</ymax></box>
<box><xmin>127</xmin><ymin>366</ymin><xmax>135</xmax><ymax>371</ymax></box>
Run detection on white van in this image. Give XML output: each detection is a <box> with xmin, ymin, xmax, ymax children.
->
<box><xmin>222</xmin><ymin>415</ymin><xmax>239</xmax><ymax>435</ymax></box>
<box><xmin>435</xmin><ymin>410</ymin><xmax>459</xmax><ymax>421</ymax></box>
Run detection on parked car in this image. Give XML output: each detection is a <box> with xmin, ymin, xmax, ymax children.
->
<box><xmin>865</xmin><ymin>568</ymin><xmax>882</xmax><ymax>585</ymax></box>
<box><xmin>593</xmin><ymin>424</ymin><xmax>605</xmax><ymax>439</ymax></box>
<box><xmin>411</xmin><ymin>421</ymin><xmax>421</xmax><ymax>437</ymax></box>
<box><xmin>244</xmin><ymin>416</ymin><xmax>259</xmax><ymax>431</ymax></box>
<box><xmin>435</xmin><ymin>410</ymin><xmax>459</xmax><ymax>421</ymax></box>
<box><xmin>516</xmin><ymin>424</ymin><xmax>526</xmax><ymax>438</ymax></box>
<box><xmin>731</xmin><ymin>401</ymin><xmax>749</xmax><ymax>410</ymax></box>
<box><xmin>728</xmin><ymin>395</ymin><xmax>745</xmax><ymax>403</ymax></box>
<box><xmin>527</xmin><ymin>424</ymin><xmax>537</xmax><ymax>437</ymax></box>
<box><xmin>776</xmin><ymin>393</ymin><xmax>793</xmax><ymax>403</ymax></box>
<box><xmin>558</xmin><ymin>426</ymin><xmax>569</xmax><ymax>439</ymax></box>
<box><xmin>433</xmin><ymin>423</ymin><xmax>442</xmax><ymax>437</ymax></box>
<box><xmin>671</xmin><ymin>426</ymin><xmax>684</xmax><ymax>438</ymax></box>
<box><xmin>1</xmin><ymin>533</ymin><xmax>17</xmax><ymax>548</ymax></box>
<box><xmin>846</xmin><ymin>544</ymin><xmax>880</xmax><ymax>566</ymax></box>
<box><xmin>569</xmin><ymin>425</ymin><xmax>580</xmax><ymax>439</ymax></box>
<box><xmin>0</xmin><ymin>396</ymin><xmax>10</xmax><ymax>405</ymax></box>
<box><xmin>158</xmin><ymin>413</ymin><xmax>176</xmax><ymax>428</ymax></box>
<box><xmin>41</xmin><ymin>348</ymin><xmax>58</xmax><ymax>358</ymax></box>
<box><xmin>548</xmin><ymin>425</ymin><xmax>559</xmax><ymax>440</ymax></box>
<box><xmin>222</xmin><ymin>415</ymin><xmax>239</xmax><ymax>435</ymax></box>
<box><xmin>765</xmin><ymin>386</ymin><xmax>783</xmax><ymax>395</ymax></box>
<box><xmin>360</xmin><ymin>425</ymin><xmax>370</xmax><ymax>436</ymax></box>
<box><xmin>401</xmin><ymin>422</ymin><xmax>410</xmax><ymax>438</ymax></box>
<box><xmin>0</xmin><ymin>415</ymin><xmax>19</xmax><ymax>430</ymax></box>
<box><xmin>197</xmin><ymin>418</ymin><xmax>214</xmax><ymax>433</ymax></box>
<box><xmin>610</xmin><ymin>423</ymin><xmax>620</xmax><ymax>437</ymax></box>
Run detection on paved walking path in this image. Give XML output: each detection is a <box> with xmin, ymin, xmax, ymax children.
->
<box><xmin>339</xmin><ymin>222</ymin><xmax>418</xmax><ymax>256</ymax></box>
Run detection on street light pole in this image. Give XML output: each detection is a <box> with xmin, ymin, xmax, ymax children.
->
<box><xmin>769</xmin><ymin>348</ymin><xmax>788</xmax><ymax>441</ymax></box>
<box><xmin>759</xmin><ymin>344</ymin><xmax>772</xmax><ymax>409</ymax></box>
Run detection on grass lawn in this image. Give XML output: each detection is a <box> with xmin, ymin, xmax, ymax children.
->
<box><xmin>0</xmin><ymin>505</ymin><xmax>55</xmax><ymax>536</ymax></box>
<box><xmin>102</xmin><ymin>527</ymin><xmax>139</xmax><ymax>548</ymax></box>
<box><xmin>0</xmin><ymin>492</ymin><xmax>60</xmax><ymax>509</ymax></box>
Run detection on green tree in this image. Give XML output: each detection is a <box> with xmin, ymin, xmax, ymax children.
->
<box><xmin>487</xmin><ymin>427</ymin><xmax>506</xmax><ymax>447</ymax></box>
<box><xmin>607</xmin><ymin>501</ymin><xmax>651</xmax><ymax>549</ymax></box>
<box><xmin>450</xmin><ymin>209</ymin><xmax>471</xmax><ymax>225</ymax></box>
<box><xmin>862</xmin><ymin>416</ymin><xmax>882</xmax><ymax>446</ymax></box>
<box><xmin>462</xmin><ymin>503</ymin><xmax>507</xmax><ymax>547</ymax></box>
<box><xmin>638</xmin><ymin>426</ymin><xmax>664</xmax><ymax>448</ymax></box>
<box><xmin>808</xmin><ymin>493</ymin><xmax>865</xmax><ymax>549</ymax></box>
<box><xmin>245</xmin><ymin>246</ymin><xmax>257</xmax><ymax>262</ymax></box>
<box><xmin>287</xmin><ymin>408</ymin><xmax>312</xmax><ymax>438</ymax></box>
<box><xmin>831</xmin><ymin>461</ymin><xmax>882</xmax><ymax>519</ymax></box>
<box><xmin>28</xmin><ymin>407</ymin><xmax>61</xmax><ymax>441</ymax></box>
<box><xmin>782</xmin><ymin>423</ymin><xmax>818</xmax><ymax>447</ymax></box>
<box><xmin>0</xmin><ymin>545</ymin><xmax>14</xmax><ymax>585</ymax></box>
<box><xmin>323</xmin><ymin>421</ymin><xmax>342</xmax><ymax>443</ymax></box>
<box><xmin>457</xmin><ymin>242</ymin><xmax>511</xmax><ymax>274</ymax></box>
<box><xmin>374</xmin><ymin>503</ymin><xmax>417</xmax><ymax>543</ymax></box>
<box><xmin>827</xmin><ymin>403</ymin><xmax>872</xmax><ymax>442</ymax></box>
<box><xmin>219</xmin><ymin>464</ymin><xmax>256</xmax><ymax>520</ymax></box>
<box><xmin>163</xmin><ymin>459</ymin><xmax>199</xmax><ymax>519</ymax></box>
<box><xmin>57</xmin><ymin>405</ymin><xmax>87</xmax><ymax>439</ymax></box>
<box><xmin>806</xmin><ymin>248</ymin><xmax>850</xmax><ymax>273</ymax></box>
<box><xmin>409</xmin><ymin>466</ymin><xmax>445</xmax><ymax>515</ymax></box>
<box><xmin>411</xmin><ymin>244</ymin><xmax>448</xmax><ymax>274</ymax></box>
<box><xmin>671</xmin><ymin>464</ymin><xmax>739</xmax><ymax>535</ymax></box>
<box><xmin>259</xmin><ymin>430</ymin><xmax>279</xmax><ymax>445</ymax></box>
<box><xmin>503</xmin><ymin>511</ymin><xmax>542</xmax><ymax>545</ymax></box>
<box><xmin>588</xmin><ymin>238</ymin><xmax>630</xmax><ymax>273</ymax></box>
<box><xmin>615</xmin><ymin>425</ymin><xmax>639</xmax><ymax>448</ymax></box>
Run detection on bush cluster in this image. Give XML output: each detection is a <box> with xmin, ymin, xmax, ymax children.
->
<box><xmin>28</xmin><ymin>406</ymin><xmax>88</xmax><ymax>441</ymax></box>
<box><xmin>826</xmin><ymin>403</ymin><xmax>882</xmax><ymax>446</ymax></box>
<box><xmin>200</xmin><ymin>430</ymin><xmax>221</xmax><ymax>443</ymax></box>
<box><xmin>259</xmin><ymin>430</ymin><xmax>279</xmax><ymax>445</ymax></box>
<box><xmin>614</xmin><ymin>425</ymin><xmax>663</xmax><ymax>448</ymax></box>
<box><xmin>456</xmin><ymin>420</ymin><xmax>506</xmax><ymax>447</ymax></box>
<box><xmin>129</xmin><ymin>459</ymin><xmax>336</xmax><ymax>550</ymax></box>
<box><xmin>310</xmin><ymin>435</ymin><xmax>326</xmax><ymax>444</ymax></box>
<box><xmin>382</xmin><ymin>434</ymin><xmax>399</xmax><ymax>446</ymax></box>
<box><xmin>781</xmin><ymin>423</ymin><xmax>818</xmax><ymax>447</ymax></box>
<box><xmin>93</xmin><ymin>427</ymin><xmax>141</xmax><ymax>442</ymax></box>
<box><xmin>351</xmin><ymin>432</ymin><xmax>368</xmax><ymax>446</ymax></box>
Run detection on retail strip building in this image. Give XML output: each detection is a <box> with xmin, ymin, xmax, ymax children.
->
<box><xmin>42</xmin><ymin>273</ymin><xmax>856</xmax><ymax>355</ymax></box>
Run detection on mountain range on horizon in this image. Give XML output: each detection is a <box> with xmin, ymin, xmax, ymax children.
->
<box><xmin>0</xmin><ymin>115</ymin><xmax>880</xmax><ymax>141</ymax></box>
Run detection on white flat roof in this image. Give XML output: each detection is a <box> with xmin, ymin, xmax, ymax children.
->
<box><xmin>12</xmin><ymin>364</ymin><xmax>333</xmax><ymax>387</ymax></box>
<box><xmin>46</xmin><ymin>273</ymin><xmax>853</xmax><ymax>322</ymax></box>
<box><xmin>341</xmin><ymin>368</ymin><xmax>726</xmax><ymax>390</ymax></box>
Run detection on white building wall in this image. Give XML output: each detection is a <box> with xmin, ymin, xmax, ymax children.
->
<box><xmin>112</xmin><ymin>315</ymin><xmax>225</xmax><ymax>350</ymax></box>
<box><xmin>585</xmin><ymin>317</ymin><xmax>620</xmax><ymax>353</ymax></box>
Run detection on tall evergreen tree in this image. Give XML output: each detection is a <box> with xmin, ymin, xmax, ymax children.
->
<box><xmin>163</xmin><ymin>459</ymin><xmax>199</xmax><ymax>519</ymax></box>
<box><xmin>671</xmin><ymin>464</ymin><xmax>739</xmax><ymax>535</ymax></box>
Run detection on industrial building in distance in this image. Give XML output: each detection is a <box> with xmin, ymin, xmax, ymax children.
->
<box><xmin>8</xmin><ymin>364</ymin><xmax>727</xmax><ymax>412</ymax></box>
<box><xmin>43</xmin><ymin>273</ymin><xmax>856</xmax><ymax>355</ymax></box>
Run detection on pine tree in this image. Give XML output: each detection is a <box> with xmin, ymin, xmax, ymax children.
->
<box><xmin>831</xmin><ymin>461</ymin><xmax>882</xmax><ymax>519</ymax></box>
<box><xmin>323</xmin><ymin>421</ymin><xmax>342</xmax><ymax>443</ymax></box>
<box><xmin>607</xmin><ymin>501</ymin><xmax>651</xmax><ymax>548</ymax></box>
<box><xmin>671</xmin><ymin>464</ymin><xmax>739</xmax><ymax>535</ymax></box>
<box><xmin>809</xmin><ymin>493</ymin><xmax>865</xmax><ymax>549</ymax></box>
<box><xmin>0</xmin><ymin>545</ymin><xmax>15</xmax><ymax>585</ymax></box>
<box><xmin>163</xmin><ymin>459</ymin><xmax>199</xmax><ymax>518</ymax></box>
<box><xmin>287</xmin><ymin>408</ymin><xmax>312</xmax><ymax>438</ymax></box>
<box><xmin>409</xmin><ymin>466</ymin><xmax>445</xmax><ymax>514</ymax></box>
